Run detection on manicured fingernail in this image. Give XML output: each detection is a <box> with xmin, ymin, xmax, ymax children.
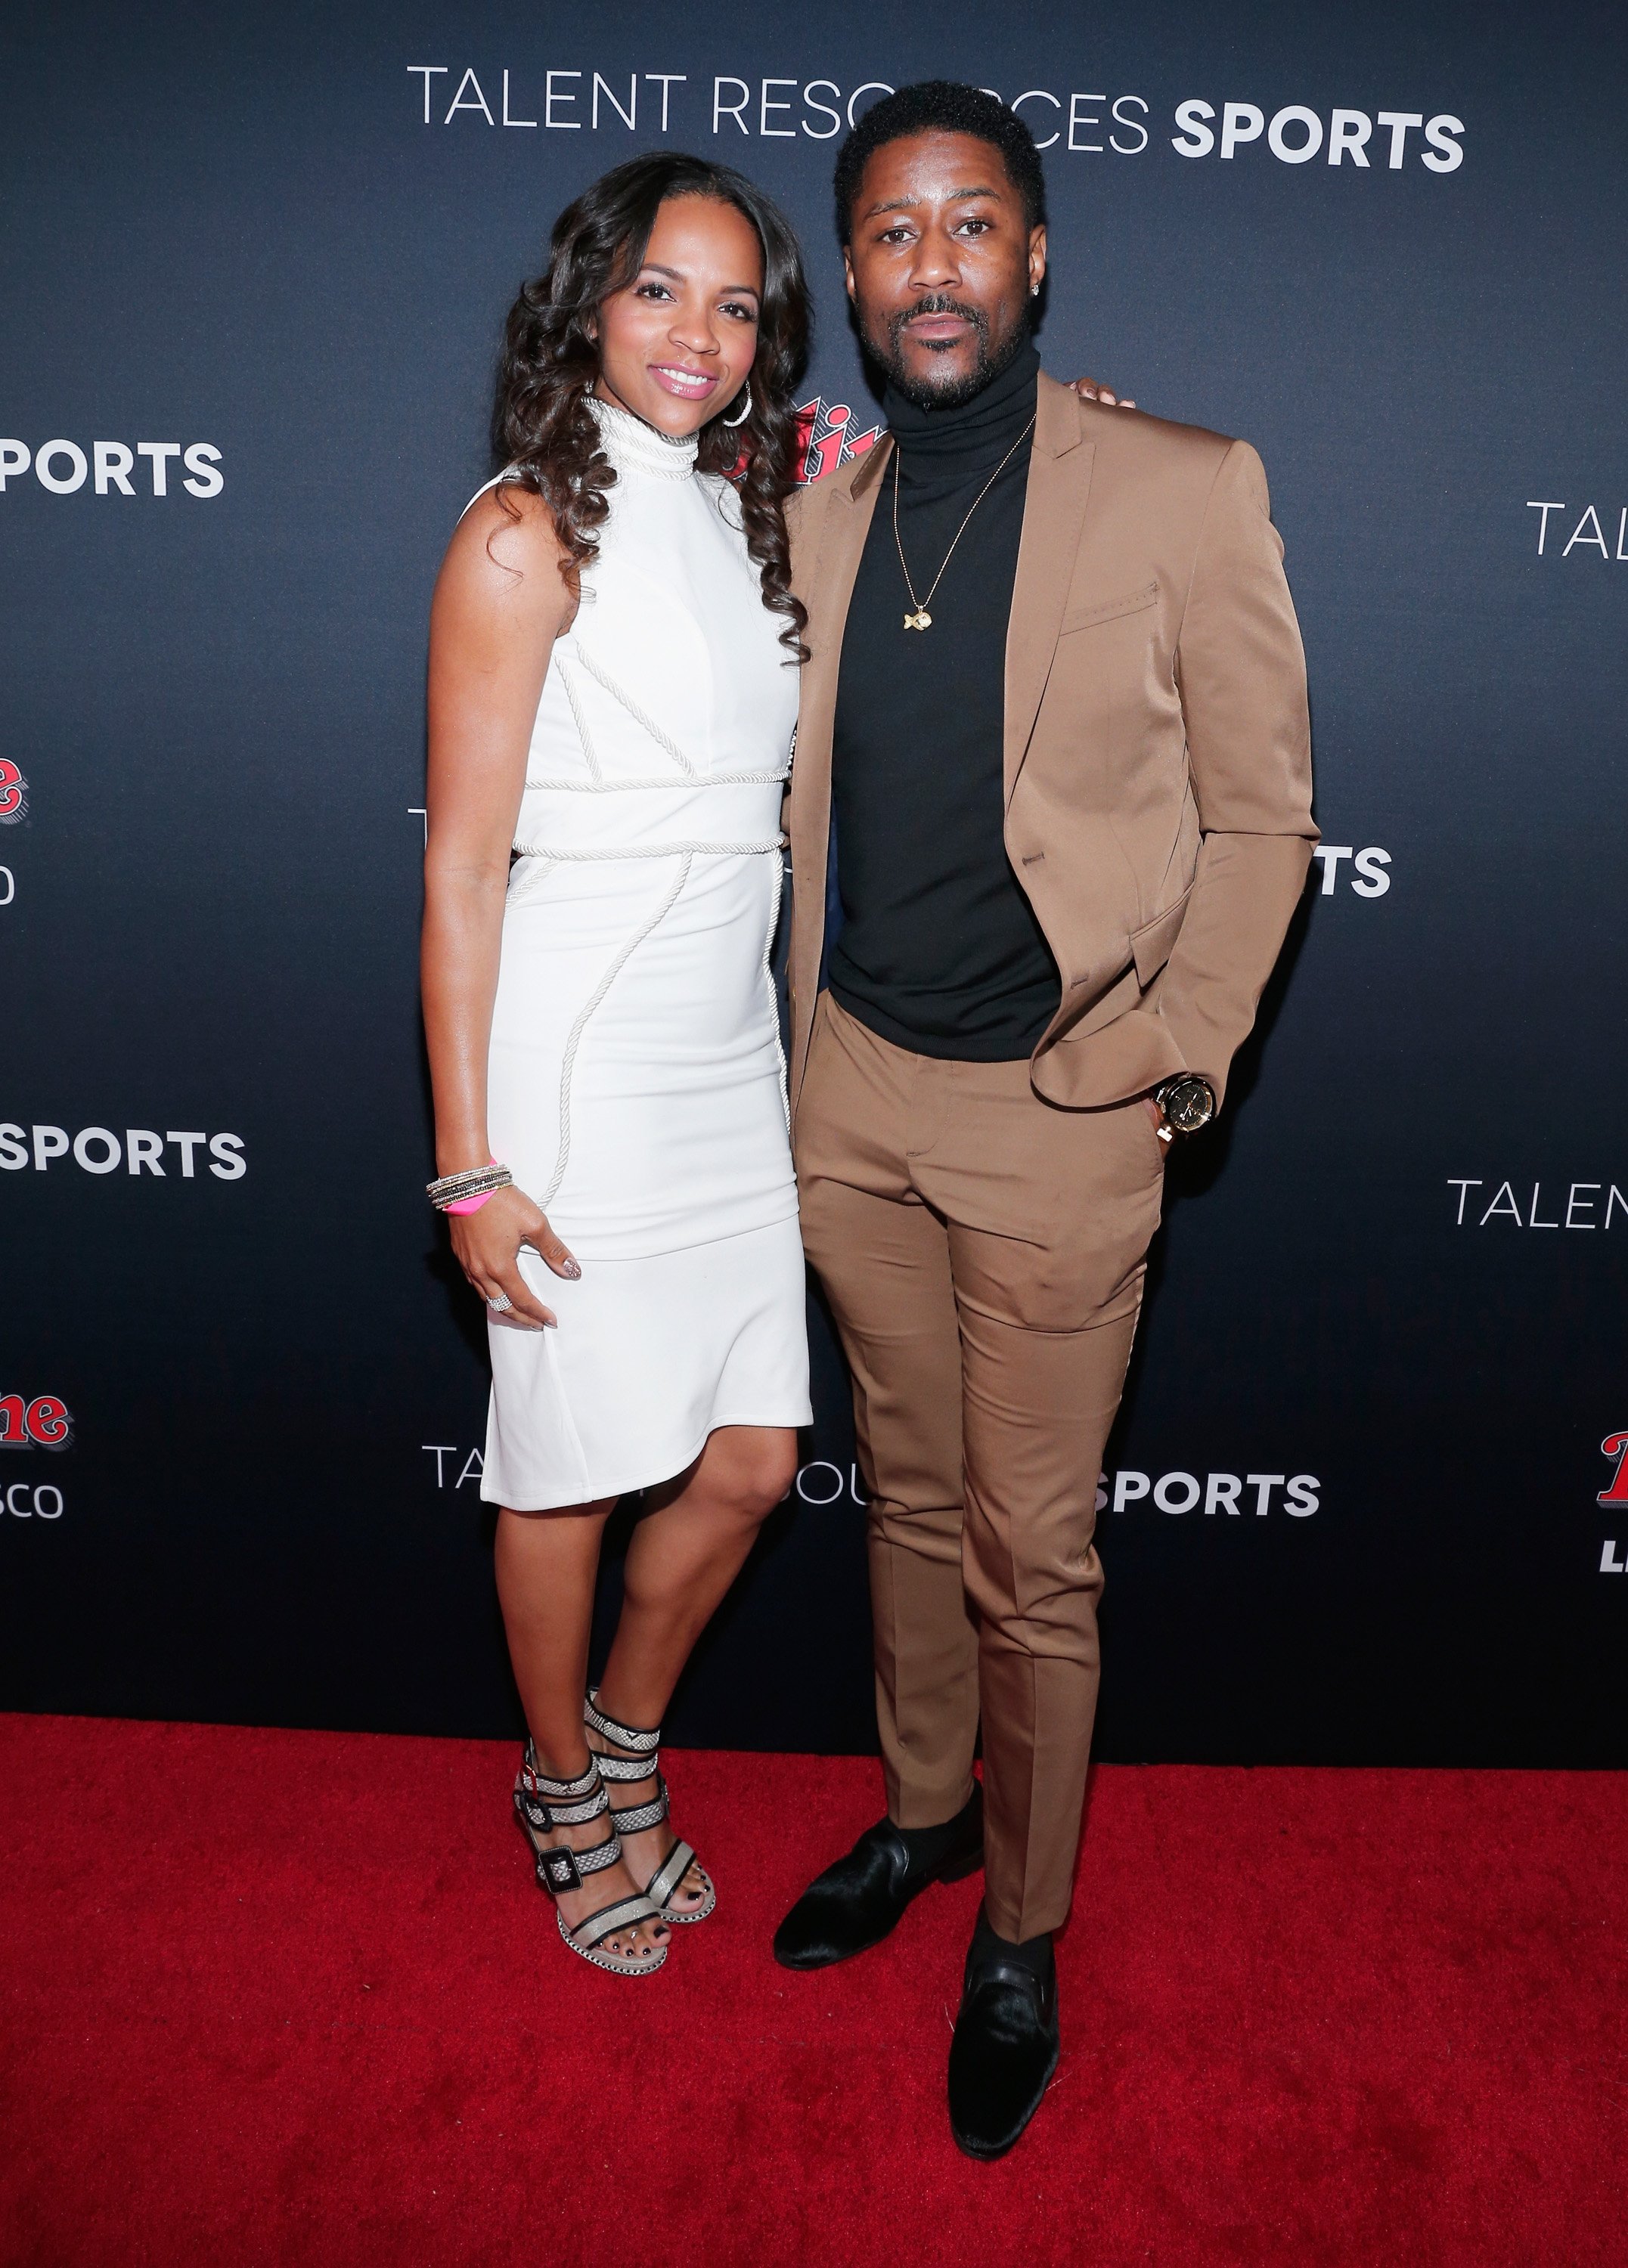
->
<box><xmin>563</xmin><ymin>1259</ymin><xmax>581</xmax><ymax>1279</ymax></box>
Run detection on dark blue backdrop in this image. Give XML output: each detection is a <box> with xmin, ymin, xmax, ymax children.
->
<box><xmin>3</xmin><ymin>0</ymin><xmax>1624</xmax><ymax>1763</ymax></box>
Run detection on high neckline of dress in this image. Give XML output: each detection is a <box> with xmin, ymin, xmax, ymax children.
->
<box><xmin>591</xmin><ymin>394</ymin><xmax>699</xmax><ymax>482</ymax></box>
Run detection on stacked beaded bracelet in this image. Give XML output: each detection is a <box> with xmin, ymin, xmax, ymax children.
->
<box><xmin>428</xmin><ymin>1160</ymin><xmax>513</xmax><ymax>1216</ymax></box>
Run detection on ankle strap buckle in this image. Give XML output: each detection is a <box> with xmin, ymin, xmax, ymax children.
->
<box><xmin>538</xmin><ymin>1845</ymin><xmax>584</xmax><ymax>1895</ymax></box>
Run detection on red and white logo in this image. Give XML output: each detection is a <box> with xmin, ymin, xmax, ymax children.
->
<box><xmin>1596</xmin><ymin>1433</ymin><xmax>1628</xmax><ymax>1576</ymax></box>
<box><xmin>0</xmin><ymin>758</ymin><xmax>26</xmax><ymax>825</ymax></box>
<box><xmin>1</xmin><ymin>1396</ymin><xmax>69</xmax><ymax>1518</ymax></box>
<box><xmin>0</xmin><ymin>1394</ymin><xmax>73</xmax><ymax>1450</ymax></box>
<box><xmin>794</xmin><ymin>396</ymin><xmax>884</xmax><ymax>485</ymax></box>
<box><xmin>1599</xmin><ymin>1433</ymin><xmax>1628</xmax><ymax>1507</ymax></box>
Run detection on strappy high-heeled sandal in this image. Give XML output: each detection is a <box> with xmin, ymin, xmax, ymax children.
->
<box><xmin>585</xmin><ymin>1690</ymin><xmax>717</xmax><ymax>1925</ymax></box>
<box><xmin>512</xmin><ymin>1743</ymin><xmax>668</xmax><ymax>1976</ymax></box>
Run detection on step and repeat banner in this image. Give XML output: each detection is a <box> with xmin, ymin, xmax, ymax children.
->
<box><xmin>3</xmin><ymin>2</ymin><xmax>1624</xmax><ymax>1763</ymax></box>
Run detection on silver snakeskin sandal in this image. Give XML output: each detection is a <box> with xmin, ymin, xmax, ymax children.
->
<box><xmin>513</xmin><ymin>1744</ymin><xmax>668</xmax><ymax>1975</ymax></box>
<box><xmin>585</xmin><ymin>1690</ymin><xmax>718</xmax><ymax>1925</ymax></box>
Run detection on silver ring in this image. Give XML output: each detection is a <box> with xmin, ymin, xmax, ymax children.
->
<box><xmin>486</xmin><ymin>1291</ymin><xmax>513</xmax><ymax>1313</ymax></box>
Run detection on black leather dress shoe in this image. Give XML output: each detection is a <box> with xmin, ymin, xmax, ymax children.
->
<box><xmin>947</xmin><ymin>1910</ymin><xmax>1060</xmax><ymax>2161</ymax></box>
<box><xmin>773</xmin><ymin>1786</ymin><xmax>983</xmax><ymax>1970</ymax></box>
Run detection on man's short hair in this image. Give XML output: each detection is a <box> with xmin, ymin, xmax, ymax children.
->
<box><xmin>834</xmin><ymin>81</ymin><xmax>1047</xmax><ymax>245</ymax></box>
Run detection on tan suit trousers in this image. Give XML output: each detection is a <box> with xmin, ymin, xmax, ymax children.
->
<box><xmin>796</xmin><ymin>993</ymin><xmax>1165</xmax><ymax>1940</ymax></box>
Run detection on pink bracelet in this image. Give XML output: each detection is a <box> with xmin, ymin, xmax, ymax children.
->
<box><xmin>442</xmin><ymin>1160</ymin><xmax>504</xmax><ymax>1216</ymax></box>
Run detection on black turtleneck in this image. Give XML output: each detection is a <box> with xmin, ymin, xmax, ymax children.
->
<box><xmin>827</xmin><ymin>337</ymin><xmax>1059</xmax><ymax>1061</ymax></box>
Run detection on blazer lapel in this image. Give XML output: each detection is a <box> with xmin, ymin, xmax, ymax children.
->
<box><xmin>1004</xmin><ymin>376</ymin><xmax>1095</xmax><ymax>806</ymax></box>
<box><xmin>787</xmin><ymin>436</ymin><xmax>892</xmax><ymax>1112</ymax></box>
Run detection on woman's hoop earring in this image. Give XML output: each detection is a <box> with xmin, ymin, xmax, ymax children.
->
<box><xmin>722</xmin><ymin>383</ymin><xmax>753</xmax><ymax>429</ymax></box>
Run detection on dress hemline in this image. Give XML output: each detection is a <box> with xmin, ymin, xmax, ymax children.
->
<box><xmin>479</xmin><ymin>1400</ymin><xmax>813</xmax><ymax>1514</ymax></box>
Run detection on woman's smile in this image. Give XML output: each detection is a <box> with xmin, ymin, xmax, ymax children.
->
<box><xmin>648</xmin><ymin>361</ymin><xmax>721</xmax><ymax>401</ymax></box>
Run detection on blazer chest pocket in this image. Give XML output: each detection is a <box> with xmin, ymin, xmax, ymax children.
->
<box><xmin>1128</xmin><ymin>881</ymin><xmax>1194</xmax><ymax>988</ymax></box>
<box><xmin>1057</xmin><ymin>581</ymin><xmax>1158</xmax><ymax>637</ymax></box>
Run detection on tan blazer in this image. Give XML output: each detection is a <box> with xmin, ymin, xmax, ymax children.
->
<box><xmin>785</xmin><ymin>372</ymin><xmax>1316</xmax><ymax>1116</ymax></box>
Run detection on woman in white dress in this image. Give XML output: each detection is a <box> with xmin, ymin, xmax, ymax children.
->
<box><xmin>421</xmin><ymin>156</ymin><xmax>812</xmax><ymax>1975</ymax></box>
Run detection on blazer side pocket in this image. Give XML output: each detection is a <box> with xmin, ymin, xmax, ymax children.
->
<box><xmin>1058</xmin><ymin>581</ymin><xmax>1158</xmax><ymax>637</ymax></box>
<box><xmin>1128</xmin><ymin>881</ymin><xmax>1195</xmax><ymax>988</ymax></box>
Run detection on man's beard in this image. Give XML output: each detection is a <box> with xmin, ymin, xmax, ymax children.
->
<box><xmin>868</xmin><ymin>294</ymin><xmax>1029</xmax><ymax>410</ymax></box>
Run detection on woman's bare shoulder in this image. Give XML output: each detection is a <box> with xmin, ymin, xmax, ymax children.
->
<box><xmin>437</xmin><ymin>481</ymin><xmax>576</xmax><ymax>633</ymax></box>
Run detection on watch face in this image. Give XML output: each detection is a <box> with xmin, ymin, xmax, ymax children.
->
<box><xmin>1162</xmin><ymin>1077</ymin><xmax>1216</xmax><ymax>1133</ymax></box>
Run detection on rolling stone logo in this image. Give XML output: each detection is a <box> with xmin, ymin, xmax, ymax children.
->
<box><xmin>0</xmin><ymin>758</ymin><xmax>25</xmax><ymax>826</ymax></box>
<box><xmin>795</xmin><ymin>397</ymin><xmax>882</xmax><ymax>485</ymax></box>
<box><xmin>0</xmin><ymin>756</ymin><xmax>22</xmax><ymax>912</ymax></box>
<box><xmin>2</xmin><ymin>1393</ymin><xmax>71</xmax><ymax>1520</ymax></box>
<box><xmin>1</xmin><ymin>1393</ymin><xmax>72</xmax><ymax>1449</ymax></box>
<box><xmin>1598</xmin><ymin>1433</ymin><xmax>1628</xmax><ymax>1577</ymax></box>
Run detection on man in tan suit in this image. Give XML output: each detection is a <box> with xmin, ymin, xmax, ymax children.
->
<box><xmin>771</xmin><ymin>83</ymin><xmax>1316</xmax><ymax>2157</ymax></box>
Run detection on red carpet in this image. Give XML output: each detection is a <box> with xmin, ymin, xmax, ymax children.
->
<box><xmin>2</xmin><ymin>1717</ymin><xmax>1623</xmax><ymax>2266</ymax></box>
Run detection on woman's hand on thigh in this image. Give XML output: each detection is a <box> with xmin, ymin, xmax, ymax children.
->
<box><xmin>450</xmin><ymin>1186</ymin><xmax>577</xmax><ymax>1329</ymax></box>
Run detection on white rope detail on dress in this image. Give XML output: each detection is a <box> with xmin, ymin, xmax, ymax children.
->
<box><xmin>555</xmin><ymin>657</ymin><xmax>606</xmax><ymax>789</ymax></box>
<box><xmin>572</xmin><ymin>646</ymin><xmax>698</xmax><ymax>779</ymax></box>
<box><xmin>514</xmin><ymin>837</ymin><xmax>785</xmax><ymax>862</ymax></box>
<box><xmin>456</xmin><ymin>469</ymin><xmax>521</xmax><ymax>523</ymax></box>
<box><xmin>507</xmin><ymin>853</ymin><xmax>557</xmax><ymax>908</ymax></box>
<box><xmin>519</xmin><ymin>614</ymin><xmax>789</xmax><ymax>1208</ymax></box>
<box><xmin>523</xmin><ymin>770</ymin><xmax>787</xmax><ymax>792</ymax></box>
<box><xmin>541</xmin><ymin>854</ymin><xmax>693</xmax><ymax>1211</ymax></box>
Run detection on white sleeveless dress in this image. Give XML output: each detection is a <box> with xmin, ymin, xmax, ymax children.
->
<box><xmin>475</xmin><ymin>399</ymin><xmax>811</xmax><ymax>1510</ymax></box>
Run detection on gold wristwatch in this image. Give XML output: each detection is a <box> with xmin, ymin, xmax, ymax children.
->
<box><xmin>1152</xmin><ymin>1074</ymin><xmax>1217</xmax><ymax>1137</ymax></box>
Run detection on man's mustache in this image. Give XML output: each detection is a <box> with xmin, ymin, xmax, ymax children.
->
<box><xmin>888</xmin><ymin>295</ymin><xmax>989</xmax><ymax>349</ymax></box>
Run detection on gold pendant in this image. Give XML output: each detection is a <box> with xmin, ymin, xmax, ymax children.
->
<box><xmin>904</xmin><ymin>609</ymin><xmax>932</xmax><ymax>631</ymax></box>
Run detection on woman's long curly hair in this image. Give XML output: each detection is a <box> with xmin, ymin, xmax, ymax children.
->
<box><xmin>493</xmin><ymin>152</ymin><xmax>810</xmax><ymax>658</ymax></box>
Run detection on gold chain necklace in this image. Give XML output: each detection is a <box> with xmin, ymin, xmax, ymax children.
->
<box><xmin>891</xmin><ymin>413</ymin><xmax>1036</xmax><ymax>631</ymax></box>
